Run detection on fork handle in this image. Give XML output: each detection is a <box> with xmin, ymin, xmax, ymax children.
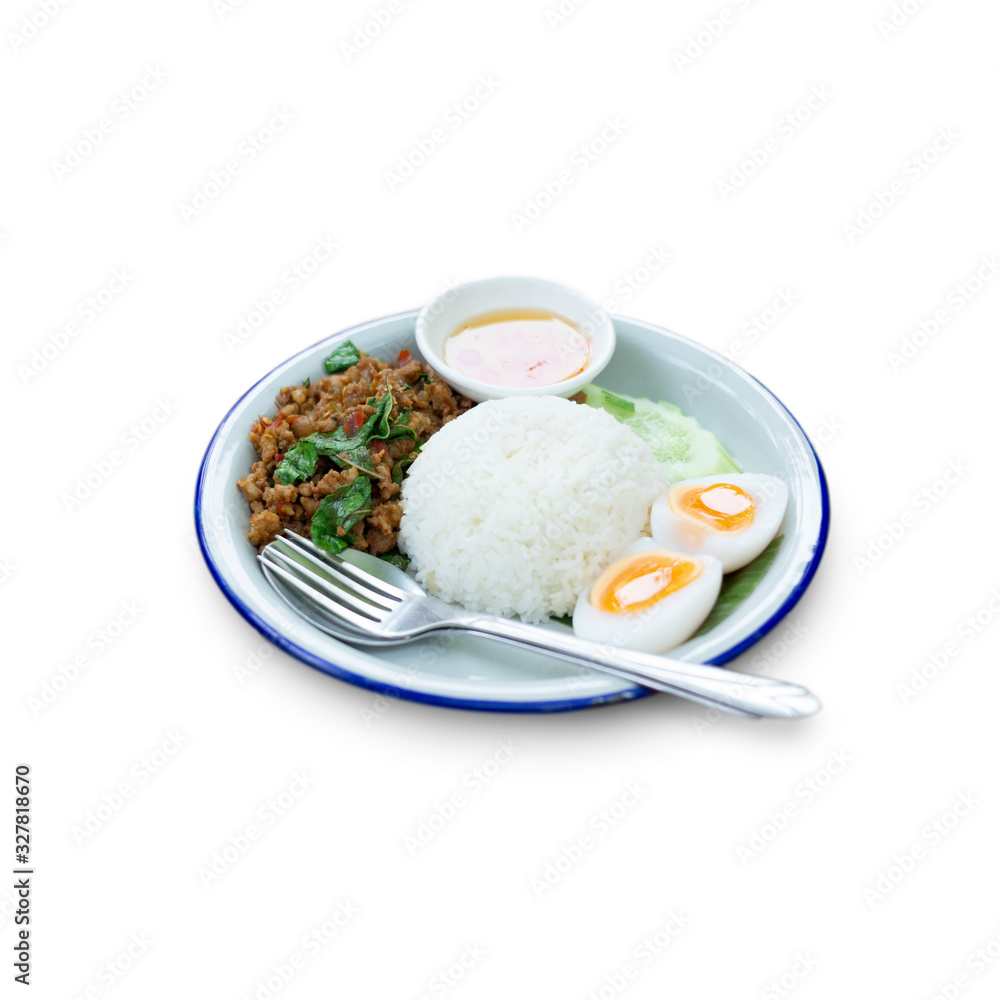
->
<box><xmin>457</xmin><ymin>616</ymin><xmax>820</xmax><ymax>719</ymax></box>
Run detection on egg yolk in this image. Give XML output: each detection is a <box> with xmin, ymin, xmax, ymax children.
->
<box><xmin>670</xmin><ymin>483</ymin><xmax>755</xmax><ymax>533</ymax></box>
<box><xmin>589</xmin><ymin>551</ymin><xmax>701</xmax><ymax>615</ymax></box>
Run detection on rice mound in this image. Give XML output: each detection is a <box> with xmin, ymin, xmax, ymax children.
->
<box><xmin>398</xmin><ymin>395</ymin><xmax>668</xmax><ymax>621</ymax></box>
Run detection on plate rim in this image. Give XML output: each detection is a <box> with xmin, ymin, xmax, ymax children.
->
<box><xmin>194</xmin><ymin>309</ymin><xmax>830</xmax><ymax>713</ymax></box>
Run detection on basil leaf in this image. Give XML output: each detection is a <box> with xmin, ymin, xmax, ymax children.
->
<box><xmin>332</xmin><ymin>445</ymin><xmax>381</xmax><ymax>479</ymax></box>
<box><xmin>303</xmin><ymin>393</ymin><xmax>396</xmax><ymax>477</ymax></box>
<box><xmin>323</xmin><ymin>340</ymin><xmax>361</xmax><ymax>374</ymax></box>
<box><xmin>383</xmin><ymin>408</ymin><xmax>418</xmax><ymax>442</ymax></box>
<box><xmin>385</xmin><ymin>424</ymin><xmax>418</xmax><ymax>442</ymax></box>
<box><xmin>370</xmin><ymin>392</ymin><xmax>394</xmax><ymax>438</ymax></box>
<box><xmin>379</xmin><ymin>550</ymin><xmax>411</xmax><ymax>571</ymax></box>
<box><xmin>694</xmin><ymin>535</ymin><xmax>782</xmax><ymax>637</ymax></box>
<box><xmin>310</xmin><ymin>477</ymin><xmax>372</xmax><ymax>553</ymax></box>
<box><xmin>390</xmin><ymin>446</ymin><xmax>420</xmax><ymax>484</ymax></box>
<box><xmin>304</xmin><ymin>428</ymin><xmax>358</xmax><ymax>456</ymax></box>
<box><xmin>274</xmin><ymin>441</ymin><xmax>318</xmax><ymax>485</ymax></box>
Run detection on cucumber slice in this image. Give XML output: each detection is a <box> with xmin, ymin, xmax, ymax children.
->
<box><xmin>582</xmin><ymin>384</ymin><xmax>741</xmax><ymax>481</ymax></box>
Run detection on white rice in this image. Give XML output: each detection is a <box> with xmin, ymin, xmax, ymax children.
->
<box><xmin>398</xmin><ymin>395</ymin><xmax>668</xmax><ymax>621</ymax></box>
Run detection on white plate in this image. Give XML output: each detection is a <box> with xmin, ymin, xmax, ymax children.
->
<box><xmin>195</xmin><ymin>311</ymin><xmax>829</xmax><ymax>712</ymax></box>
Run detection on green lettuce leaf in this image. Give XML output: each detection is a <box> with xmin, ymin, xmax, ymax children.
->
<box><xmin>694</xmin><ymin>535</ymin><xmax>782</xmax><ymax>637</ymax></box>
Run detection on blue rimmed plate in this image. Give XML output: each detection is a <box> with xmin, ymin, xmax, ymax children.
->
<box><xmin>195</xmin><ymin>311</ymin><xmax>828</xmax><ymax>712</ymax></box>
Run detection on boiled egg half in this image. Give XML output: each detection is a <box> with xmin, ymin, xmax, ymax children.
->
<box><xmin>573</xmin><ymin>539</ymin><xmax>722</xmax><ymax>653</ymax></box>
<box><xmin>650</xmin><ymin>473</ymin><xmax>787</xmax><ymax>573</ymax></box>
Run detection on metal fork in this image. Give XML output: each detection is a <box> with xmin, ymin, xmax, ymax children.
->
<box><xmin>259</xmin><ymin>531</ymin><xmax>820</xmax><ymax>719</ymax></box>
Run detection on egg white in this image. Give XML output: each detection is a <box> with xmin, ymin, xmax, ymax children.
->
<box><xmin>650</xmin><ymin>473</ymin><xmax>787</xmax><ymax>573</ymax></box>
<box><xmin>572</xmin><ymin>539</ymin><xmax>723</xmax><ymax>654</ymax></box>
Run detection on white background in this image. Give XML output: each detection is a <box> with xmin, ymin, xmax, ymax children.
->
<box><xmin>4</xmin><ymin>0</ymin><xmax>999</xmax><ymax>996</ymax></box>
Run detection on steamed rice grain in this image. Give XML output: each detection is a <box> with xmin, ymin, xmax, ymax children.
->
<box><xmin>397</xmin><ymin>395</ymin><xmax>668</xmax><ymax>621</ymax></box>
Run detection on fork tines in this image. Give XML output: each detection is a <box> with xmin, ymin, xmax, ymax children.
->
<box><xmin>258</xmin><ymin>531</ymin><xmax>402</xmax><ymax>632</ymax></box>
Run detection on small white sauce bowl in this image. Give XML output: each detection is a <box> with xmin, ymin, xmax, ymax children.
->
<box><xmin>414</xmin><ymin>276</ymin><xmax>616</xmax><ymax>403</ymax></box>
